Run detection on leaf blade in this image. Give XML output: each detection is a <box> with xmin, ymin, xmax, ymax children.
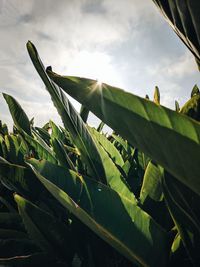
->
<box><xmin>27</xmin><ymin>158</ymin><xmax>168</xmax><ymax>267</ymax></box>
<box><xmin>3</xmin><ymin>94</ymin><xmax>31</xmax><ymax>135</ymax></box>
<box><xmin>47</xmin><ymin>71</ymin><xmax>200</xmax><ymax>196</ymax></box>
<box><xmin>27</xmin><ymin>41</ymin><xmax>107</xmax><ymax>184</ymax></box>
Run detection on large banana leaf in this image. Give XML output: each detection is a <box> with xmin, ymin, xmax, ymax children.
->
<box><xmin>27</xmin><ymin>41</ymin><xmax>107</xmax><ymax>184</ymax></box>
<box><xmin>27</xmin><ymin>42</ymin><xmax>136</xmax><ymax>203</ymax></box>
<box><xmin>27</xmin><ymin>158</ymin><xmax>168</xmax><ymax>267</ymax></box>
<box><xmin>87</xmin><ymin>127</ymin><xmax>136</xmax><ymax>203</ymax></box>
<box><xmin>47</xmin><ymin>70</ymin><xmax>200</xmax><ymax>196</ymax></box>
<box><xmin>3</xmin><ymin>93</ymin><xmax>31</xmax><ymax>135</ymax></box>
<box><xmin>152</xmin><ymin>0</ymin><xmax>200</xmax><ymax>69</ymax></box>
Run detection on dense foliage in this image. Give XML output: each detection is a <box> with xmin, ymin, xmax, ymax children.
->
<box><xmin>0</xmin><ymin>1</ymin><xmax>200</xmax><ymax>266</ymax></box>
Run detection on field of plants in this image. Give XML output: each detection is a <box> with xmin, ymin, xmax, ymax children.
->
<box><xmin>0</xmin><ymin>1</ymin><xmax>200</xmax><ymax>267</ymax></box>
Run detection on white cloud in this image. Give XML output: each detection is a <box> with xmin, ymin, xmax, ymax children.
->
<box><xmin>148</xmin><ymin>51</ymin><xmax>197</xmax><ymax>78</ymax></box>
<box><xmin>164</xmin><ymin>53</ymin><xmax>197</xmax><ymax>78</ymax></box>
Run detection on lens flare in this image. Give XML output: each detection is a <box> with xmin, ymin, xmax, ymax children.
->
<box><xmin>97</xmin><ymin>79</ymin><xmax>102</xmax><ymax>86</ymax></box>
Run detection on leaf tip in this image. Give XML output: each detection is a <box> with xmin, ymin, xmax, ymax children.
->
<box><xmin>26</xmin><ymin>41</ymin><xmax>38</xmax><ymax>60</ymax></box>
<box><xmin>46</xmin><ymin>66</ymin><xmax>52</xmax><ymax>72</ymax></box>
<box><xmin>2</xmin><ymin>93</ymin><xmax>11</xmax><ymax>102</ymax></box>
<box><xmin>14</xmin><ymin>193</ymin><xmax>23</xmax><ymax>204</ymax></box>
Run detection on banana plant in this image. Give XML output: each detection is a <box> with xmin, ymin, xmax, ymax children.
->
<box><xmin>46</xmin><ymin>66</ymin><xmax>200</xmax><ymax>198</ymax></box>
<box><xmin>1</xmin><ymin>13</ymin><xmax>200</xmax><ymax>264</ymax></box>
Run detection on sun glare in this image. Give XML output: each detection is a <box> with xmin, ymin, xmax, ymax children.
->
<box><xmin>67</xmin><ymin>51</ymin><xmax>123</xmax><ymax>88</ymax></box>
<box><xmin>97</xmin><ymin>79</ymin><xmax>102</xmax><ymax>86</ymax></box>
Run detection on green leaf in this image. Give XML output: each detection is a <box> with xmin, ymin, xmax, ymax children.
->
<box><xmin>32</xmin><ymin>129</ymin><xmax>54</xmax><ymax>155</ymax></box>
<box><xmin>51</xmin><ymin>138</ymin><xmax>76</xmax><ymax>171</ymax></box>
<box><xmin>47</xmin><ymin>71</ymin><xmax>200</xmax><ymax>196</ymax></box>
<box><xmin>28</xmin><ymin>48</ymin><xmax>135</xmax><ymax>203</ymax></box>
<box><xmin>112</xmin><ymin>134</ymin><xmax>135</xmax><ymax>163</ymax></box>
<box><xmin>162</xmin><ymin>172</ymin><xmax>200</xmax><ymax>265</ymax></box>
<box><xmin>175</xmin><ymin>100</ymin><xmax>180</xmax><ymax>112</ymax></box>
<box><xmin>14</xmin><ymin>194</ymin><xmax>75</xmax><ymax>261</ymax></box>
<box><xmin>0</xmin><ymin>121</ymin><xmax>8</xmax><ymax>135</ymax></box>
<box><xmin>49</xmin><ymin>120</ymin><xmax>65</xmax><ymax>142</ymax></box>
<box><xmin>27</xmin><ymin>158</ymin><xmax>88</xmax><ymax>207</ymax></box>
<box><xmin>121</xmin><ymin>159</ymin><xmax>132</xmax><ymax>177</ymax></box>
<box><xmin>87</xmin><ymin>128</ymin><xmax>136</xmax><ymax>203</ymax></box>
<box><xmin>191</xmin><ymin>84</ymin><xmax>199</xmax><ymax>98</ymax></box>
<box><xmin>4</xmin><ymin>134</ymin><xmax>24</xmax><ymax>164</ymax></box>
<box><xmin>0</xmin><ymin>158</ymin><xmax>44</xmax><ymax>198</ymax></box>
<box><xmin>27</xmin><ymin>158</ymin><xmax>168</xmax><ymax>267</ymax></box>
<box><xmin>88</xmin><ymin>127</ymin><xmax>124</xmax><ymax>168</ymax></box>
<box><xmin>112</xmin><ymin>134</ymin><xmax>130</xmax><ymax>154</ymax></box>
<box><xmin>80</xmin><ymin>105</ymin><xmax>89</xmax><ymax>123</ymax></box>
<box><xmin>42</xmin><ymin>121</ymin><xmax>50</xmax><ymax>131</ymax></box>
<box><xmin>34</xmin><ymin>126</ymin><xmax>51</xmax><ymax>146</ymax></box>
<box><xmin>171</xmin><ymin>233</ymin><xmax>181</xmax><ymax>254</ymax></box>
<box><xmin>96</xmin><ymin>121</ymin><xmax>105</xmax><ymax>132</ymax></box>
<box><xmin>27</xmin><ymin>41</ymin><xmax>108</xmax><ymax>184</ymax></box>
<box><xmin>3</xmin><ymin>93</ymin><xmax>31</xmax><ymax>135</ymax></box>
<box><xmin>23</xmin><ymin>131</ymin><xmax>57</xmax><ymax>164</ymax></box>
<box><xmin>153</xmin><ymin>86</ymin><xmax>160</xmax><ymax>104</ymax></box>
<box><xmin>140</xmin><ymin>161</ymin><xmax>163</xmax><ymax>205</ymax></box>
<box><xmin>170</xmin><ymin>233</ymin><xmax>191</xmax><ymax>266</ymax></box>
<box><xmin>30</xmin><ymin>117</ymin><xmax>34</xmax><ymax>126</ymax></box>
<box><xmin>135</xmin><ymin>150</ymin><xmax>150</xmax><ymax>172</ymax></box>
<box><xmin>180</xmin><ymin>93</ymin><xmax>200</xmax><ymax>121</ymax></box>
<box><xmin>0</xmin><ymin>134</ymin><xmax>8</xmax><ymax>158</ymax></box>
<box><xmin>17</xmin><ymin>134</ymin><xmax>29</xmax><ymax>156</ymax></box>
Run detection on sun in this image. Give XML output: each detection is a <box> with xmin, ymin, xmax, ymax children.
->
<box><xmin>67</xmin><ymin>50</ymin><xmax>122</xmax><ymax>87</ymax></box>
<box><xmin>97</xmin><ymin>79</ymin><xmax>103</xmax><ymax>86</ymax></box>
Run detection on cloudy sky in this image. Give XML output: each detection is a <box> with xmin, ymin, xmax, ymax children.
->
<box><xmin>0</xmin><ymin>0</ymin><xmax>200</xmax><ymax>129</ymax></box>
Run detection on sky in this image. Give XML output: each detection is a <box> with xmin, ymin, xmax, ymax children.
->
<box><xmin>0</xmin><ymin>0</ymin><xmax>200</xmax><ymax>130</ymax></box>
